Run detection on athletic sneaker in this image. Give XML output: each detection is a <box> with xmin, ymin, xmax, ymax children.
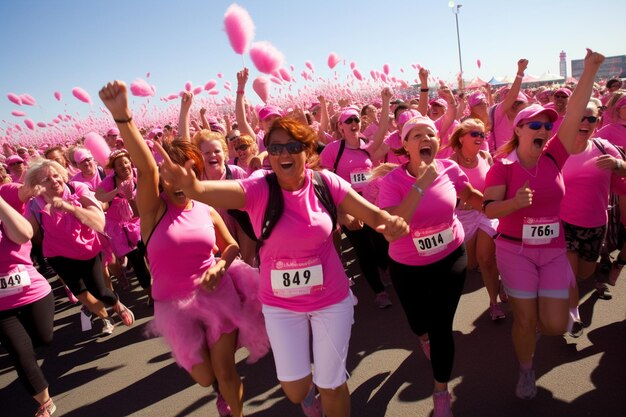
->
<box><xmin>216</xmin><ymin>393</ymin><xmax>232</xmax><ymax>417</ymax></box>
<box><xmin>419</xmin><ymin>337</ymin><xmax>431</xmax><ymax>361</ymax></box>
<box><xmin>489</xmin><ymin>303</ymin><xmax>506</xmax><ymax>321</ymax></box>
<box><xmin>114</xmin><ymin>302</ymin><xmax>135</xmax><ymax>327</ymax></box>
<box><xmin>608</xmin><ymin>260</ymin><xmax>623</xmax><ymax>286</ymax></box>
<box><xmin>595</xmin><ymin>282</ymin><xmax>613</xmax><ymax>300</ymax></box>
<box><xmin>101</xmin><ymin>318</ymin><xmax>114</xmax><ymax>335</ymax></box>
<box><xmin>300</xmin><ymin>384</ymin><xmax>322</xmax><ymax>417</ymax></box>
<box><xmin>35</xmin><ymin>397</ymin><xmax>56</xmax><ymax>417</ymax></box>
<box><xmin>515</xmin><ymin>368</ymin><xmax>537</xmax><ymax>400</ymax></box>
<box><xmin>432</xmin><ymin>390</ymin><xmax>453</xmax><ymax>417</ymax></box>
<box><xmin>374</xmin><ymin>291</ymin><xmax>392</xmax><ymax>309</ymax></box>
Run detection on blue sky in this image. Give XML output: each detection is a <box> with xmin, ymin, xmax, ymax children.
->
<box><xmin>1</xmin><ymin>0</ymin><xmax>625</xmax><ymax>142</ymax></box>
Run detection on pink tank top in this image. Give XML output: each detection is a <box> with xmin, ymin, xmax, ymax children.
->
<box><xmin>146</xmin><ymin>196</ymin><xmax>216</xmax><ymax>301</ymax></box>
<box><xmin>455</xmin><ymin>153</ymin><xmax>491</xmax><ymax>192</ymax></box>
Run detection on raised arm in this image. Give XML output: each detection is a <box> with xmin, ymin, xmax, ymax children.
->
<box><xmin>99</xmin><ymin>81</ymin><xmax>162</xmax><ymax>234</ymax></box>
<box><xmin>199</xmin><ymin>107</ymin><xmax>209</xmax><ymax>130</ymax></box>
<box><xmin>178</xmin><ymin>92</ymin><xmax>193</xmax><ymax>142</ymax></box>
<box><xmin>558</xmin><ymin>49</ymin><xmax>605</xmax><ymax>154</ymax></box>
<box><xmin>417</xmin><ymin>68</ymin><xmax>430</xmax><ymax>116</ymax></box>
<box><xmin>0</xmin><ymin>195</ymin><xmax>33</xmax><ymax>244</ymax></box>
<box><xmin>437</xmin><ymin>86</ymin><xmax>458</xmax><ymax>137</ymax></box>
<box><xmin>370</xmin><ymin>87</ymin><xmax>393</xmax><ymax>161</ymax></box>
<box><xmin>235</xmin><ymin>68</ymin><xmax>256</xmax><ymax>138</ymax></box>
<box><xmin>317</xmin><ymin>95</ymin><xmax>331</xmax><ymax>143</ymax></box>
<box><xmin>500</xmin><ymin>59</ymin><xmax>528</xmax><ymax>113</ymax></box>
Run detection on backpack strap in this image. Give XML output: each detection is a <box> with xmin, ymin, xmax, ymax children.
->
<box><xmin>256</xmin><ymin>173</ymin><xmax>284</xmax><ymax>255</ymax></box>
<box><xmin>97</xmin><ymin>166</ymin><xmax>106</xmax><ymax>180</ymax></box>
<box><xmin>333</xmin><ymin>139</ymin><xmax>346</xmax><ymax>173</ymax></box>
<box><xmin>312</xmin><ymin>171</ymin><xmax>337</xmax><ymax>231</ymax></box>
<box><xmin>224</xmin><ymin>164</ymin><xmax>233</xmax><ymax>179</ymax></box>
<box><xmin>488</xmin><ymin>105</ymin><xmax>497</xmax><ymax>152</ymax></box>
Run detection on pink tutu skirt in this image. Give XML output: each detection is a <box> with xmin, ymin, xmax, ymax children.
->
<box><xmin>147</xmin><ymin>259</ymin><xmax>270</xmax><ymax>372</ymax></box>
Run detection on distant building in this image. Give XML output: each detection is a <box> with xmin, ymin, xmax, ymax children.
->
<box><xmin>571</xmin><ymin>54</ymin><xmax>626</xmax><ymax>80</ymax></box>
<box><xmin>559</xmin><ymin>51</ymin><xmax>567</xmax><ymax>79</ymax></box>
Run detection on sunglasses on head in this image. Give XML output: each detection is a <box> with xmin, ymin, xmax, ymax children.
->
<box><xmin>267</xmin><ymin>141</ymin><xmax>306</xmax><ymax>156</ymax></box>
<box><xmin>581</xmin><ymin>116</ymin><xmax>598</xmax><ymax>123</ymax></box>
<box><xmin>343</xmin><ymin>117</ymin><xmax>360</xmax><ymax>125</ymax></box>
<box><xmin>468</xmin><ymin>131</ymin><xmax>485</xmax><ymax>138</ymax></box>
<box><xmin>524</xmin><ymin>121</ymin><xmax>554</xmax><ymax>131</ymax></box>
<box><xmin>235</xmin><ymin>144</ymin><xmax>250</xmax><ymax>152</ymax></box>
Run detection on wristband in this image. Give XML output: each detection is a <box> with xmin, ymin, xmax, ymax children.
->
<box><xmin>420</xmin><ymin>88</ymin><xmax>429</xmax><ymax>92</ymax></box>
<box><xmin>412</xmin><ymin>183</ymin><xmax>424</xmax><ymax>195</ymax></box>
<box><xmin>482</xmin><ymin>199</ymin><xmax>495</xmax><ymax>211</ymax></box>
<box><xmin>516</xmin><ymin>74</ymin><xmax>524</xmax><ymax>79</ymax></box>
<box><xmin>114</xmin><ymin>115</ymin><xmax>133</xmax><ymax>124</ymax></box>
<box><xmin>236</xmin><ymin>90</ymin><xmax>244</xmax><ymax>95</ymax></box>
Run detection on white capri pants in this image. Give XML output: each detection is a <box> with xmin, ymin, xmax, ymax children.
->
<box><xmin>262</xmin><ymin>292</ymin><xmax>355</xmax><ymax>389</ymax></box>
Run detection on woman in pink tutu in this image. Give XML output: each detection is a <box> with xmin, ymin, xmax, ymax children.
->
<box><xmin>99</xmin><ymin>80</ymin><xmax>269</xmax><ymax>417</ymax></box>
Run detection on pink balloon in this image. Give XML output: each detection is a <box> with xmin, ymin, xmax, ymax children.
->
<box><xmin>350</xmin><ymin>61</ymin><xmax>356</xmax><ymax>70</ymax></box>
<box><xmin>146</xmin><ymin>72</ymin><xmax>151</xmax><ymax>78</ymax></box>
<box><xmin>380</xmin><ymin>73</ymin><xmax>388</xmax><ymax>83</ymax></box>
<box><xmin>72</xmin><ymin>87</ymin><xmax>92</xmax><ymax>104</ymax></box>
<box><xmin>290</xmin><ymin>64</ymin><xmax>295</xmax><ymax>72</ymax></box>
<box><xmin>204</xmin><ymin>80</ymin><xmax>217</xmax><ymax>91</ymax></box>
<box><xmin>217</xmin><ymin>73</ymin><xmax>223</xmax><ymax>78</ymax></box>
<box><xmin>185</xmin><ymin>81</ymin><xmax>192</xmax><ymax>92</ymax></box>
<box><xmin>24</xmin><ymin>119</ymin><xmax>35</xmax><ymax>130</ymax></box>
<box><xmin>270</xmin><ymin>76</ymin><xmax>283</xmax><ymax>85</ymax></box>
<box><xmin>327</xmin><ymin>52</ymin><xmax>340</xmax><ymax>69</ymax></box>
<box><xmin>279</xmin><ymin>67</ymin><xmax>292</xmax><ymax>82</ymax></box>
<box><xmin>193</xmin><ymin>86</ymin><xmax>203</xmax><ymax>95</ymax></box>
<box><xmin>167</xmin><ymin>93</ymin><xmax>178</xmax><ymax>100</ymax></box>
<box><xmin>252</xmin><ymin>76</ymin><xmax>270</xmax><ymax>103</ymax></box>
<box><xmin>223</xmin><ymin>3</ymin><xmax>255</xmax><ymax>55</ymax></box>
<box><xmin>84</xmin><ymin>132</ymin><xmax>111</xmax><ymax>166</ymax></box>
<box><xmin>250</xmin><ymin>41</ymin><xmax>284</xmax><ymax>74</ymax></box>
<box><xmin>370</xmin><ymin>70</ymin><xmax>378</xmax><ymax>81</ymax></box>
<box><xmin>353</xmin><ymin>69</ymin><xmax>363</xmax><ymax>81</ymax></box>
<box><xmin>209</xmin><ymin>90</ymin><xmax>220</xmax><ymax>95</ymax></box>
<box><xmin>477</xmin><ymin>59</ymin><xmax>482</xmax><ymax>69</ymax></box>
<box><xmin>383</xmin><ymin>63</ymin><xmax>390</xmax><ymax>75</ymax></box>
<box><xmin>54</xmin><ymin>91</ymin><xmax>62</xmax><ymax>101</ymax></box>
<box><xmin>130</xmin><ymin>78</ymin><xmax>156</xmax><ymax>97</ymax></box>
<box><xmin>305</xmin><ymin>60</ymin><xmax>315</xmax><ymax>73</ymax></box>
<box><xmin>11</xmin><ymin>111</ymin><xmax>26</xmax><ymax>117</ymax></box>
<box><xmin>37</xmin><ymin>122</ymin><xmax>47</xmax><ymax>128</ymax></box>
<box><xmin>20</xmin><ymin>94</ymin><xmax>37</xmax><ymax>106</ymax></box>
<box><xmin>223</xmin><ymin>83</ymin><xmax>232</xmax><ymax>92</ymax></box>
<box><xmin>7</xmin><ymin>93</ymin><xmax>22</xmax><ymax>105</ymax></box>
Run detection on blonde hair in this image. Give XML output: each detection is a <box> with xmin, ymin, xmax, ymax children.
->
<box><xmin>233</xmin><ymin>135</ymin><xmax>258</xmax><ymax>154</ymax></box>
<box><xmin>446</xmin><ymin>118</ymin><xmax>485</xmax><ymax>152</ymax></box>
<box><xmin>24</xmin><ymin>159</ymin><xmax>69</xmax><ymax>188</ymax></box>
<box><xmin>607</xmin><ymin>90</ymin><xmax>626</xmax><ymax>121</ymax></box>
<box><xmin>193</xmin><ymin>129</ymin><xmax>229</xmax><ymax>160</ymax></box>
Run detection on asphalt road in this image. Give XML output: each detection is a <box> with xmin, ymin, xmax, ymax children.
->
<box><xmin>2</xmin><ymin>253</ymin><xmax>625</xmax><ymax>417</ymax></box>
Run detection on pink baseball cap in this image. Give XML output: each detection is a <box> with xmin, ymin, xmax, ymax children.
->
<box><xmin>513</xmin><ymin>104</ymin><xmax>558</xmax><ymax>127</ymax></box>
<box><xmin>396</xmin><ymin>109</ymin><xmax>421</xmax><ymax>127</ymax></box>
<box><xmin>338</xmin><ymin>107</ymin><xmax>360</xmax><ymax>123</ymax></box>
<box><xmin>467</xmin><ymin>92</ymin><xmax>487</xmax><ymax>108</ymax></box>
<box><xmin>74</xmin><ymin>148</ymin><xmax>93</xmax><ymax>164</ymax></box>
<box><xmin>401</xmin><ymin>115</ymin><xmax>438</xmax><ymax>140</ymax></box>
<box><xmin>148</xmin><ymin>128</ymin><xmax>163</xmax><ymax>139</ymax></box>
<box><xmin>5</xmin><ymin>155</ymin><xmax>24</xmax><ymax>165</ymax></box>
<box><xmin>258</xmin><ymin>105</ymin><xmax>283</xmax><ymax>121</ymax></box>
<box><xmin>106</xmin><ymin>128</ymin><xmax>120</xmax><ymax>136</ymax></box>
<box><xmin>554</xmin><ymin>87</ymin><xmax>572</xmax><ymax>97</ymax></box>
<box><xmin>429</xmin><ymin>98</ymin><xmax>448</xmax><ymax>109</ymax></box>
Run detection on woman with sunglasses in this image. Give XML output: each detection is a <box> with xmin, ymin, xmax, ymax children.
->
<box><xmin>99</xmin><ymin>80</ymin><xmax>270</xmax><ymax>417</ymax></box>
<box><xmin>231</xmin><ymin>135</ymin><xmax>259</xmax><ymax>176</ymax></box>
<box><xmin>156</xmin><ymin>114</ymin><xmax>407</xmax><ymax>417</ymax></box>
<box><xmin>483</xmin><ymin>49</ymin><xmax>604</xmax><ymax>400</ymax></box>
<box><xmin>319</xmin><ymin>88</ymin><xmax>393</xmax><ymax>309</ymax></box>
<box><xmin>0</xmin><ymin>183</ymin><xmax>57</xmax><ymax>417</ymax></box>
<box><xmin>447</xmin><ymin>118</ymin><xmax>505</xmax><ymax>321</ymax></box>
<box><xmin>560</xmin><ymin>99</ymin><xmax>626</xmax><ymax>336</ymax></box>
<box><xmin>95</xmin><ymin>150</ymin><xmax>152</xmax><ymax>299</ymax></box>
<box><xmin>377</xmin><ymin>113</ymin><xmax>484</xmax><ymax>417</ymax></box>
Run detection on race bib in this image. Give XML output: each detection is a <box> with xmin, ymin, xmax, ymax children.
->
<box><xmin>412</xmin><ymin>223</ymin><xmax>454</xmax><ymax>256</ymax></box>
<box><xmin>0</xmin><ymin>268</ymin><xmax>31</xmax><ymax>298</ymax></box>
<box><xmin>522</xmin><ymin>216</ymin><xmax>560</xmax><ymax>245</ymax></box>
<box><xmin>349</xmin><ymin>168</ymin><xmax>372</xmax><ymax>189</ymax></box>
<box><xmin>270</xmin><ymin>257</ymin><xmax>324</xmax><ymax>298</ymax></box>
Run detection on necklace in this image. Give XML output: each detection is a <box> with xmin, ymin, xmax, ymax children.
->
<box><xmin>458</xmin><ymin>151</ymin><xmax>477</xmax><ymax>166</ymax></box>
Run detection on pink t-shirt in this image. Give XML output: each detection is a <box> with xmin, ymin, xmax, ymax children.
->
<box><xmin>456</xmin><ymin>153</ymin><xmax>491</xmax><ymax>192</ymax></box>
<box><xmin>0</xmin><ymin>183</ymin><xmax>51</xmax><ymax>310</ymax></box>
<box><xmin>319</xmin><ymin>139</ymin><xmax>374</xmax><ymax>193</ymax></box>
<box><xmin>561</xmin><ymin>139</ymin><xmax>622</xmax><ymax>228</ymax></box>
<box><xmin>378</xmin><ymin>160</ymin><xmax>469</xmax><ymax>266</ymax></box>
<box><xmin>98</xmin><ymin>171</ymin><xmax>137</xmax><ymax>224</ymax></box>
<box><xmin>71</xmin><ymin>169</ymin><xmax>103</xmax><ymax>192</ymax></box>
<box><xmin>484</xmin><ymin>136</ymin><xmax>569</xmax><ymax>248</ymax></box>
<box><xmin>491</xmin><ymin>103</ymin><xmax>515</xmax><ymax>153</ymax></box>
<box><xmin>31</xmin><ymin>181</ymin><xmax>102</xmax><ymax>259</ymax></box>
<box><xmin>435</xmin><ymin>118</ymin><xmax>460</xmax><ymax>151</ymax></box>
<box><xmin>596</xmin><ymin>123</ymin><xmax>626</xmax><ymax>149</ymax></box>
<box><xmin>146</xmin><ymin>196</ymin><xmax>216</xmax><ymax>301</ymax></box>
<box><xmin>238</xmin><ymin>169</ymin><xmax>350</xmax><ymax>312</ymax></box>
<box><xmin>383</xmin><ymin>131</ymin><xmax>409</xmax><ymax>164</ymax></box>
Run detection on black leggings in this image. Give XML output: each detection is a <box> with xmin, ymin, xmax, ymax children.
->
<box><xmin>125</xmin><ymin>245</ymin><xmax>152</xmax><ymax>289</ymax></box>
<box><xmin>0</xmin><ymin>292</ymin><xmax>54</xmax><ymax>395</ymax></box>
<box><xmin>48</xmin><ymin>255</ymin><xmax>119</xmax><ymax>306</ymax></box>
<box><xmin>342</xmin><ymin>225</ymin><xmax>388</xmax><ymax>294</ymax></box>
<box><xmin>389</xmin><ymin>244</ymin><xmax>466</xmax><ymax>383</ymax></box>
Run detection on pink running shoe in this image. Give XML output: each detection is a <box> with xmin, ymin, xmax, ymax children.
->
<box><xmin>35</xmin><ymin>398</ymin><xmax>56</xmax><ymax>417</ymax></box>
<box><xmin>489</xmin><ymin>303</ymin><xmax>506</xmax><ymax>321</ymax></box>
<box><xmin>216</xmin><ymin>393</ymin><xmax>232</xmax><ymax>417</ymax></box>
<box><xmin>432</xmin><ymin>390</ymin><xmax>453</xmax><ymax>417</ymax></box>
<box><xmin>300</xmin><ymin>384</ymin><xmax>322</xmax><ymax>417</ymax></box>
<box><xmin>114</xmin><ymin>302</ymin><xmax>135</xmax><ymax>327</ymax></box>
<box><xmin>65</xmin><ymin>286</ymin><xmax>79</xmax><ymax>304</ymax></box>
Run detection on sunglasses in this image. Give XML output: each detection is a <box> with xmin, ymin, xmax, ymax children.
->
<box><xmin>227</xmin><ymin>135</ymin><xmax>241</xmax><ymax>142</ymax></box>
<box><xmin>235</xmin><ymin>144</ymin><xmax>250</xmax><ymax>152</ymax></box>
<box><xmin>343</xmin><ymin>117</ymin><xmax>360</xmax><ymax>125</ymax></box>
<box><xmin>267</xmin><ymin>141</ymin><xmax>306</xmax><ymax>156</ymax></box>
<box><xmin>554</xmin><ymin>94</ymin><xmax>568</xmax><ymax>99</ymax></box>
<box><xmin>524</xmin><ymin>121</ymin><xmax>554</xmax><ymax>131</ymax></box>
<box><xmin>467</xmin><ymin>131</ymin><xmax>485</xmax><ymax>138</ymax></box>
<box><xmin>8</xmin><ymin>161</ymin><xmax>23</xmax><ymax>166</ymax></box>
<box><xmin>581</xmin><ymin>116</ymin><xmax>599</xmax><ymax>123</ymax></box>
